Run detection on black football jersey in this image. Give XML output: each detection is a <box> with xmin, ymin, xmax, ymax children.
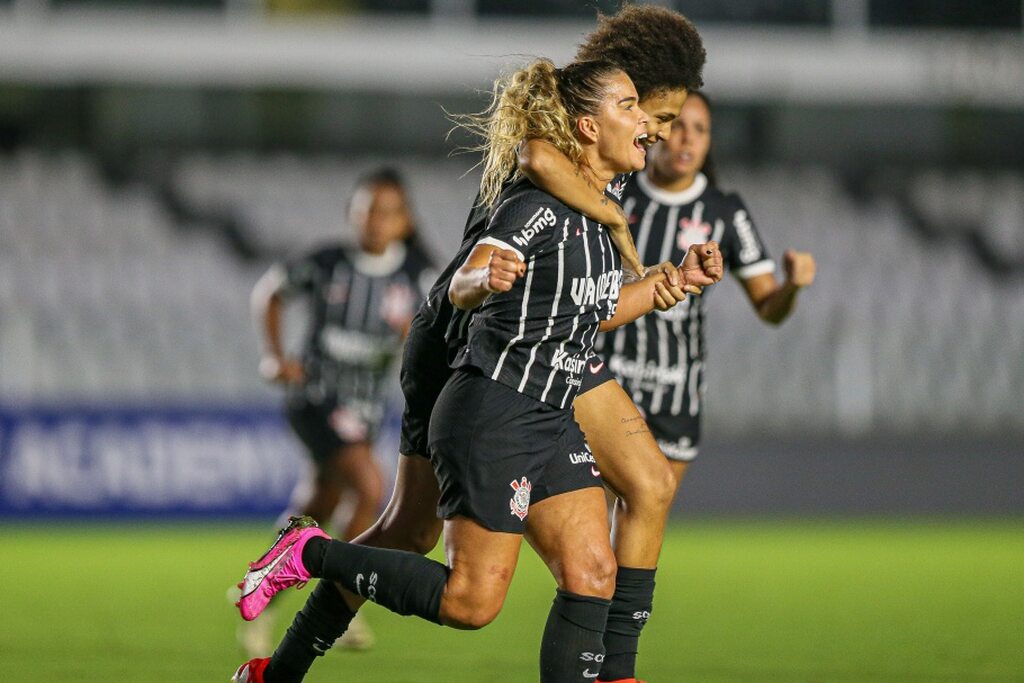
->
<box><xmin>425</xmin><ymin>173</ymin><xmax>631</xmax><ymax>362</ymax></box>
<box><xmin>452</xmin><ymin>180</ymin><xmax>622</xmax><ymax>409</ymax></box>
<box><xmin>596</xmin><ymin>172</ymin><xmax>774</xmax><ymax>419</ymax></box>
<box><xmin>279</xmin><ymin>242</ymin><xmax>432</xmax><ymax>405</ymax></box>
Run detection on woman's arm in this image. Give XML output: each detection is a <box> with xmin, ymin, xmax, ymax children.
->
<box><xmin>448</xmin><ymin>243</ymin><xmax>526</xmax><ymax>311</ymax></box>
<box><xmin>600</xmin><ymin>242</ymin><xmax>725</xmax><ymax>331</ymax></box>
<box><xmin>741</xmin><ymin>249</ymin><xmax>816</xmax><ymax>325</ymax></box>
<box><xmin>519</xmin><ymin>139</ymin><xmax>644</xmax><ymax>277</ymax></box>
<box><xmin>599</xmin><ymin>264</ymin><xmax>686</xmax><ymax>331</ymax></box>
<box><xmin>251</xmin><ymin>266</ymin><xmax>305</xmax><ymax>384</ymax></box>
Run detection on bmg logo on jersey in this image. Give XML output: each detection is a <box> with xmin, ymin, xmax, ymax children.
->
<box><xmin>514</xmin><ymin>206</ymin><xmax>557</xmax><ymax>248</ymax></box>
<box><xmin>570</xmin><ymin>270</ymin><xmax>622</xmax><ymax>307</ymax></box>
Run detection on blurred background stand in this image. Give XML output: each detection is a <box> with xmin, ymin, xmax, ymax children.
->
<box><xmin>0</xmin><ymin>0</ymin><xmax>1021</xmax><ymax>517</ymax></box>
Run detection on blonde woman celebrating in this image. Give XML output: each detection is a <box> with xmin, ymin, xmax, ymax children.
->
<box><xmin>232</xmin><ymin>58</ymin><xmax>716</xmax><ymax>683</ymax></box>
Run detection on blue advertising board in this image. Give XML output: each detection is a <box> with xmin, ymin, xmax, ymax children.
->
<box><xmin>0</xmin><ymin>405</ymin><xmax>304</xmax><ymax>516</ymax></box>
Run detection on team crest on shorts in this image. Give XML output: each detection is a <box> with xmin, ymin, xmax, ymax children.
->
<box><xmin>509</xmin><ymin>477</ymin><xmax>532</xmax><ymax>521</ymax></box>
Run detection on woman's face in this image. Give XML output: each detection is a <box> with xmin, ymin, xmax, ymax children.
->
<box><xmin>590</xmin><ymin>70</ymin><xmax>650</xmax><ymax>174</ymax></box>
<box><xmin>638</xmin><ymin>88</ymin><xmax>688</xmax><ymax>146</ymax></box>
<box><xmin>350</xmin><ymin>183</ymin><xmax>412</xmax><ymax>254</ymax></box>
<box><xmin>650</xmin><ymin>94</ymin><xmax>711</xmax><ymax>182</ymax></box>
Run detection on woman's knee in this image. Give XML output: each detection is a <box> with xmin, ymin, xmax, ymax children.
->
<box><xmin>617</xmin><ymin>459</ymin><xmax>676</xmax><ymax>515</ymax></box>
<box><xmin>375</xmin><ymin>512</ymin><xmax>442</xmax><ymax>555</ymax></box>
<box><xmin>441</xmin><ymin>600</ymin><xmax>504</xmax><ymax>630</ymax></box>
<box><xmin>439</xmin><ymin>577</ymin><xmax>507</xmax><ymax>629</ymax></box>
<box><xmin>559</xmin><ymin>545</ymin><xmax>617</xmax><ymax>599</ymax></box>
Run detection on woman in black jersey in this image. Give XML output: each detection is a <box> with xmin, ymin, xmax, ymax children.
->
<box><xmin>253</xmin><ymin>169</ymin><xmax>430</xmax><ymax>538</ymax></box>
<box><xmin>233</xmin><ymin>8</ymin><xmax>719</xmax><ymax>683</ymax></box>
<box><xmin>598</xmin><ymin>91</ymin><xmax>816</xmax><ymax>485</ymax></box>
<box><xmin>246</xmin><ymin>169</ymin><xmax>431</xmax><ymax>649</ymax></box>
<box><xmin>232</xmin><ymin>59</ymin><xmax>714</xmax><ymax>683</ymax></box>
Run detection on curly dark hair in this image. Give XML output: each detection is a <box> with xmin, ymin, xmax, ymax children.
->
<box><xmin>575</xmin><ymin>4</ymin><xmax>705</xmax><ymax>100</ymax></box>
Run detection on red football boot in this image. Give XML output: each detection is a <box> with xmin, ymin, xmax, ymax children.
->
<box><xmin>231</xmin><ymin>657</ymin><xmax>269</xmax><ymax>682</ymax></box>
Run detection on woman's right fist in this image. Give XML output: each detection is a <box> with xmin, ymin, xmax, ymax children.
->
<box><xmin>483</xmin><ymin>249</ymin><xmax>527</xmax><ymax>293</ymax></box>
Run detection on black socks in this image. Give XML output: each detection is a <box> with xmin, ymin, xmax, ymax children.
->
<box><xmin>264</xmin><ymin>581</ymin><xmax>355</xmax><ymax>683</ymax></box>
<box><xmin>264</xmin><ymin>538</ymin><xmax>452</xmax><ymax>683</ymax></box>
<box><xmin>539</xmin><ymin>589</ymin><xmax>612</xmax><ymax>683</ymax></box>
<box><xmin>600</xmin><ymin>567</ymin><xmax>656</xmax><ymax>681</ymax></box>
<box><xmin>303</xmin><ymin>536</ymin><xmax>449</xmax><ymax>624</ymax></box>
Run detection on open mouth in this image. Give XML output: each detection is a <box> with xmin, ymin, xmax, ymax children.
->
<box><xmin>633</xmin><ymin>133</ymin><xmax>649</xmax><ymax>153</ymax></box>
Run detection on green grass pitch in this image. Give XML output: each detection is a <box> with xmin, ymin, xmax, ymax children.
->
<box><xmin>2</xmin><ymin>519</ymin><xmax>1021</xmax><ymax>682</ymax></box>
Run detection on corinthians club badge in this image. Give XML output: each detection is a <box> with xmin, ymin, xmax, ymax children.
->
<box><xmin>509</xmin><ymin>477</ymin><xmax>532</xmax><ymax>521</ymax></box>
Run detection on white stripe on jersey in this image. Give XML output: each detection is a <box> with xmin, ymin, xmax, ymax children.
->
<box><xmin>612</xmin><ymin>312</ymin><xmax>628</xmax><ymax>355</ymax></box>
<box><xmin>561</xmin><ymin>219</ymin><xmax>597</xmax><ymax>407</ymax></box>
<box><xmin>366</xmin><ymin>277</ymin><xmax>384</xmax><ymax>334</ymax></box>
<box><xmin>586</xmin><ymin>226</ymin><xmax>615</xmax><ymax>352</ymax></box>
<box><xmin>582</xmin><ymin>218</ymin><xmax>592</xmax><ymax>277</ymax></box>
<box><xmin>614</xmin><ymin>200</ymin><xmax>657</xmax><ymax>359</ymax></box>
<box><xmin>631</xmin><ymin>200</ymin><xmax>671</xmax><ymax>405</ymax></box>
<box><xmin>711</xmin><ymin>216</ymin><xmax>726</xmax><ymax>244</ymax></box>
<box><xmin>346</xmin><ymin>271</ymin><xmax>368</xmax><ymax>329</ymax></box>
<box><xmin>659</xmin><ymin>205</ymin><xmax>680</xmax><ymax>266</ymax></box>
<box><xmin>647</xmin><ymin>205</ymin><xmax>680</xmax><ymax>413</ymax></box>
<box><xmin>667</xmin><ymin>303</ymin><xmax>700</xmax><ymax>416</ymax></box>
<box><xmin>634</xmin><ymin>199</ymin><xmax>660</xmax><ymax>268</ymax></box>
<box><xmin>521</xmin><ymin>223</ymin><xmax>569</xmax><ymax>393</ymax></box>
<box><xmin>650</xmin><ymin>318</ymin><xmax>671</xmax><ymax>414</ymax></box>
<box><xmin>491</xmin><ymin>259</ymin><xmax>535</xmax><ymax>381</ymax></box>
<box><xmin>688</xmin><ymin>298</ymin><xmax>700</xmax><ymax>361</ymax></box>
<box><xmin>670</xmin><ymin>315</ymin><xmax>688</xmax><ymax>415</ymax></box>
<box><xmin>688</xmin><ymin>359</ymin><xmax>702</xmax><ymax>417</ymax></box>
<box><xmin>550</xmin><ymin>218</ymin><xmax>591</xmax><ymax>408</ymax></box>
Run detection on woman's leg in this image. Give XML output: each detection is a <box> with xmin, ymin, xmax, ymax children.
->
<box><xmin>573</xmin><ymin>379</ymin><xmax>676</xmax><ymax>568</ymax></box>
<box><xmin>526</xmin><ymin>487</ymin><xmax>617</xmax><ymax>682</ymax></box>
<box><xmin>324</xmin><ymin>442</ymin><xmax>386</xmax><ymax>541</ymax></box>
<box><xmin>572</xmin><ymin>379</ymin><xmax>679</xmax><ymax>682</ymax></box>
<box><xmin>259</xmin><ymin>515</ymin><xmax>520</xmax><ymax>683</ymax></box>
<box><xmin>349</xmin><ymin>453</ymin><xmax>443</xmax><ymax>554</ymax></box>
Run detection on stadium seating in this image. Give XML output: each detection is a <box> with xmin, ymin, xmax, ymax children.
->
<box><xmin>3</xmin><ymin>150</ymin><xmax>1022</xmax><ymax>438</ymax></box>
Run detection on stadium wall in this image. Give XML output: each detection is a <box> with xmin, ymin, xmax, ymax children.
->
<box><xmin>0</xmin><ymin>405</ymin><xmax>302</xmax><ymax>516</ymax></box>
<box><xmin>2</xmin><ymin>405</ymin><xmax>1020</xmax><ymax>517</ymax></box>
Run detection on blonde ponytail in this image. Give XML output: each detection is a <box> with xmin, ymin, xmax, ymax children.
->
<box><xmin>454</xmin><ymin>58</ymin><xmax>622</xmax><ymax>209</ymax></box>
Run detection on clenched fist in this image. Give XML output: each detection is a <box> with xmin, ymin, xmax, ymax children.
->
<box><xmin>260</xmin><ymin>356</ymin><xmax>305</xmax><ymax>385</ymax></box>
<box><xmin>678</xmin><ymin>241</ymin><xmax>724</xmax><ymax>294</ymax></box>
<box><xmin>783</xmin><ymin>249</ymin><xmax>816</xmax><ymax>288</ymax></box>
<box><xmin>482</xmin><ymin>248</ymin><xmax>527</xmax><ymax>293</ymax></box>
<box><xmin>644</xmin><ymin>261</ymin><xmax>688</xmax><ymax>310</ymax></box>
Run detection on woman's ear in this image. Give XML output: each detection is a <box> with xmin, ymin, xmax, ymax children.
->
<box><xmin>576</xmin><ymin>115</ymin><xmax>599</xmax><ymax>144</ymax></box>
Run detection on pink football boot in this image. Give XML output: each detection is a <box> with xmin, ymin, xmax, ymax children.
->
<box><xmin>235</xmin><ymin>516</ymin><xmax>329</xmax><ymax>621</ymax></box>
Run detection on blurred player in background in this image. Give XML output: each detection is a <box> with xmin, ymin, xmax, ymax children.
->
<box><xmin>596</xmin><ymin>90</ymin><xmax>817</xmax><ymax>489</ymax></box>
<box><xmin>245</xmin><ymin>168</ymin><xmax>432</xmax><ymax>655</ymax></box>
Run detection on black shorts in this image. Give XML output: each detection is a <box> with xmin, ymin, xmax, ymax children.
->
<box><xmin>428</xmin><ymin>368</ymin><xmax>603</xmax><ymax>534</ymax></box>
<box><xmin>644</xmin><ymin>409</ymin><xmax>700</xmax><ymax>462</ymax></box>
<box><xmin>399</xmin><ymin>314</ymin><xmax>454</xmax><ymax>458</ymax></box>
<box><xmin>578</xmin><ymin>353</ymin><xmax>615</xmax><ymax>395</ymax></box>
<box><xmin>579</xmin><ymin>351</ymin><xmax>701</xmax><ymax>462</ymax></box>
<box><xmin>286</xmin><ymin>395</ymin><xmax>381</xmax><ymax>462</ymax></box>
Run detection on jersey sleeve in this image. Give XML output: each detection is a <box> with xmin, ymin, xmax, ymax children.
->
<box><xmin>278</xmin><ymin>247</ymin><xmax>336</xmax><ymax>295</ymax></box>
<box><xmin>475</xmin><ymin>189</ymin><xmax>562</xmax><ymax>262</ymax></box>
<box><xmin>720</xmin><ymin>193</ymin><xmax>775</xmax><ymax>280</ymax></box>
